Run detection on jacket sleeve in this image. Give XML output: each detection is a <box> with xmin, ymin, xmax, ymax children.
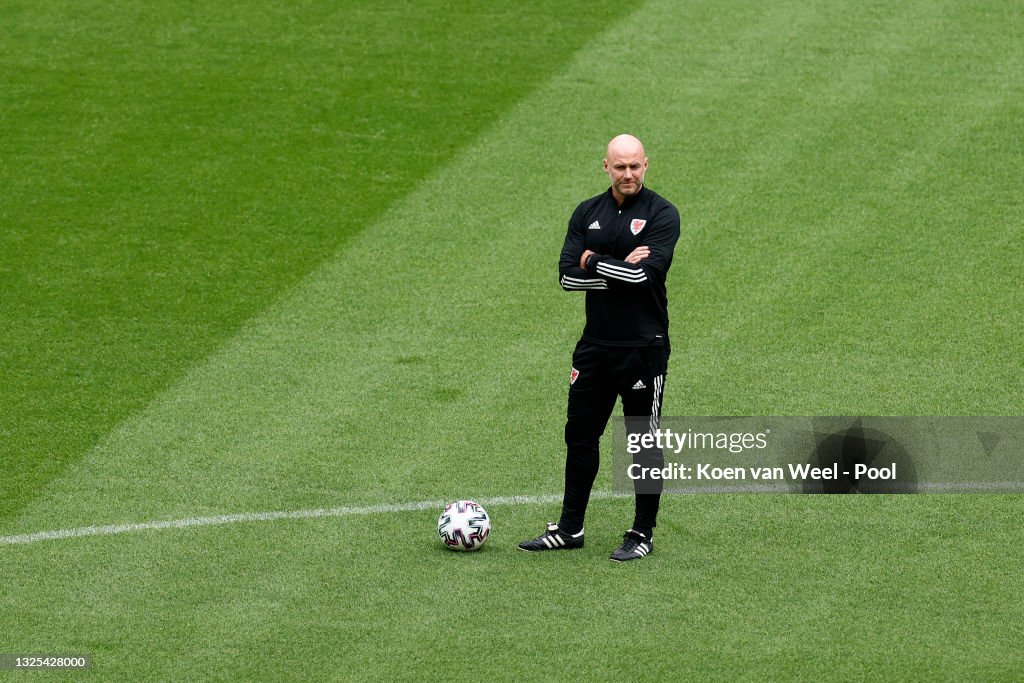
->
<box><xmin>558</xmin><ymin>204</ymin><xmax>608</xmax><ymax>291</ymax></box>
<box><xmin>591</xmin><ymin>204</ymin><xmax>680</xmax><ymax>288</ymax></box>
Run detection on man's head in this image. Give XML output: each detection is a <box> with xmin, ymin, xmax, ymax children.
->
<box><xmin>604</xmin><ymin>134</ymin><xmax>648</xmax><ymax>204</ymax></box>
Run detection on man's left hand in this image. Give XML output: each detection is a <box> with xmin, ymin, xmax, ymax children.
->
<box><xmin>625</xmin><ymin>246</ymin><xmax>650</xmax><ymax>264</ymax></box>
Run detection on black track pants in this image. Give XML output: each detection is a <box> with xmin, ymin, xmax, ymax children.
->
<box><xmin>558</xmin><ymin>339</ymin><xmax>668</xmax><ymax>537</ymax></box>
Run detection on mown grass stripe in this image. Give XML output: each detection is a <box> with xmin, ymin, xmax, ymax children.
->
<box><xmin>0</xmin><ymin>0</ymin><xmax>644</xmax><ymax>523</ymax></box>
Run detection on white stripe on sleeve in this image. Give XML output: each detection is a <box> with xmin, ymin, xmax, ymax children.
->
<box><xmin>561</xmin><ymin>275</ymin><xmax>609</xmax><ymax>290</ymax></box>
<box><xmin>595</xmin><ymin>261</ymin><xmax>648</xmax><ymax>283</ymax></box>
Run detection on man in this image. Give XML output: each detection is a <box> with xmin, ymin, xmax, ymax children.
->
<box><xmin>519</xmin><ymin>134</ymin><xmax>680</xmax><ymax>562</ymax></box>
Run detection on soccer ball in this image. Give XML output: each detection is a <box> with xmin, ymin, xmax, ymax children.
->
<box><xmin>437</xmin><ymin>500</ymin><xmax>490</xmax><ymax>551</ymax></box>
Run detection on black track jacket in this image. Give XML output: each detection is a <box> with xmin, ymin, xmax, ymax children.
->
<box><xmin>558</xmin><ymin>186</ymin><xmax>680</xmax><ymax>347</ymax></box>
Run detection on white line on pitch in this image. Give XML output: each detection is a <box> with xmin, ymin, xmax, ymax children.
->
<box><xmin>0</xmin><ymin>491</ymin><xmax>625</xmax><ymax>547</ymax></box>
<box><xmin>3</xmin><ymin>483</ymin><xmax>1018</xmax><ymax>547</ymax></box>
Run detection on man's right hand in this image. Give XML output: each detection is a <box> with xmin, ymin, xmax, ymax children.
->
<box><xmin>625</xmin><ymin>246</ymin><xmax>650</xmax><ymax>264</ymax></box>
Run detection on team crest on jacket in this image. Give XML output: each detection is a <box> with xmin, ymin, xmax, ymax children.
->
<box><xmin>570</xmin><ymin>367</ymin><xmax>580</xmax><ymax>385</ymax></box>
<box><xmin>630</xmin><ymin>218</ymin><xmax>647</xmax><ymax>235</ymax></box>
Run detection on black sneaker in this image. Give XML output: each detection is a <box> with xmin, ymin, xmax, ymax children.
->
<box><xmin>609</xmin><ymin>529</ymin><xmax>653</xmax><ymax>562</ymax></box>
<box><xmin>517</xmin><ymin>523</ymin><xmax>584</xmax><ymax>552</ymax></box>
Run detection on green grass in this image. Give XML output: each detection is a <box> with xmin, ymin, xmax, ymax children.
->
<box><xmin>2</xmin><ymin>0</ymin><xmax>1023</xmax><ymax>680</ymax></box>
<box><xmin>0</xmin><ymin>0</ymin><xmax>642</xmax><ymax>520</ymax></box>
<box><xmin>3</xmin><ymin>498</ymin><xmax>1022</xmax><ymax>680</ymax></box>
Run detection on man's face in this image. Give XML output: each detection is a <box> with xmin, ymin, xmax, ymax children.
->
<box><xmin>604</xmin><ymin>148</ymin><xmax>648</xmax><ymax>202</ymax></box>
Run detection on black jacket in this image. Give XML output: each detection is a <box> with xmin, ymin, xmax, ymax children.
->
<box><xmin>558</xmin><ymin>185</ymin><xmax>680</xmax><ymax>347</ymax></box>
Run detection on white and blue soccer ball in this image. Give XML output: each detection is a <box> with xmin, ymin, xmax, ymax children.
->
<box><xmin>437</xmin><ymin>500</ymin><xmax>490</xmax><ymax>551</ymax></box>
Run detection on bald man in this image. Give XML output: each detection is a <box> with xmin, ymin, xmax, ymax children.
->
<box><xmin>519</xmin><ymin>134</ymin><xmax>681</xmax><ymax>562</ymax></box>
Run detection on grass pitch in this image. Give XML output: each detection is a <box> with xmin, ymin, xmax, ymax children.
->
<box><xmin>2</xmin><ymin>0</ymin><xmax>1023</xmax><ymax>680</ymax></box>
